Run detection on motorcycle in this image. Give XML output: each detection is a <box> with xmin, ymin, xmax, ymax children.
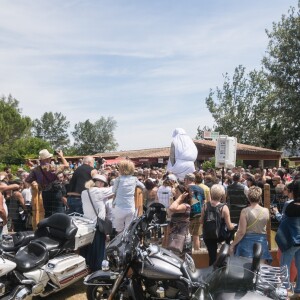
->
<box><xmin>0</xmin><ymin>212</ymin><xmax>96</xmax><ymax>299</ymax></box>
<box><xmin>84</xmin><ymin>206</ymin><xmax>289</xmax><ymax>300</ymax></box>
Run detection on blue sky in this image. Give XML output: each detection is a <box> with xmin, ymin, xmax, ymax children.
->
<box><xmin>0</xmin><ymin>0</ymin><xmax>297</xmax><ymax>151</ymax></box>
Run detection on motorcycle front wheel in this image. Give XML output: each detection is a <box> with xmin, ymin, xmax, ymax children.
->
<box><xmin>86</xmin><ymin>283</ymin><xmax>112</xmax><ymax>300</ymax></box>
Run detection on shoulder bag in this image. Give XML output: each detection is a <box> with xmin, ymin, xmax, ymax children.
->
<box><xmin>87</xmin><ymin>190</ymin><xmax>113</xmax><ymax>235</ymax></box>
<box><xmin>167</xmin><ymin>217</ymin><xmax>189</xmax><ymax>253</ymax></box>
<box><xmin>218</xmin><ymin>204</ymin><xmax>232</xmax><ymax>242</ymax></box>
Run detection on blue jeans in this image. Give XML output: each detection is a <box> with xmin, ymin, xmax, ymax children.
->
<box><xmin>67</xmin><ymin>196</ymin><xmax>83</xmax><ymax>215</ymax></box>
<box><xmin>281</xmin><ymin>246</ymin><xmax>300</xmax><ymax>291</ymax></box>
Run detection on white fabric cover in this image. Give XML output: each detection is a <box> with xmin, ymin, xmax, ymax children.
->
<box><xmin>167</xmin><ymin>128</ymin><xmax>198</xmax><ymax>181</ymax></box>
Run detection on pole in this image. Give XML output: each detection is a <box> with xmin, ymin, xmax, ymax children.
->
<box><xmin>222</xmin><ymin>167</ymin><xmax>225</xmax><ymax>185</ymax></box>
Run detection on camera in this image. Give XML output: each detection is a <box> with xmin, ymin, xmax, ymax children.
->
<box><xmin>55</xmin><ymin>148</ymin><xmax>61</xmax><ymax>155</ymax></box>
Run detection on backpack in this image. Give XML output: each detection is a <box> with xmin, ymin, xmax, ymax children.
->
<box><xmin>190</xmin><ymin>186</ymin><xmax>204</xmax><ymax>219</ymax></box>
<box><xmin>203</xmin><ymin>202</ymin><xmax>224</xmax><ymax>240</ymax></box>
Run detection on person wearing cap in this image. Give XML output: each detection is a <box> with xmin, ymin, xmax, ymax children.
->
<box><xmin>167</xmin><ymin>128</ymin><xmax>198</xmax><ymax>181</ymax></box>
<box><xmin>184</xmin><ymin>172</ymin><xmax>205</xmax><ymax>251</ymax></box>
<box><xmin>26</xmin><ymin>149</ymin><xmax>69</xmax><ymax>220</ymax></box>
<box><xmin>81</xmin><ymin>174</ymin><xmax>113</xmax><ymax>271</ymax></box>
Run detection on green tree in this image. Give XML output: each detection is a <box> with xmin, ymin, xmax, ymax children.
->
<box><xmin>0</xmin><ymin>95</ymin><xmax>31</xmax><ymax>146</ymax></box>
<box><xmin>2</xmin><ymin>137</ymin><xmax>51</xmax><ymax>165</ymax></box>
<box><xmin>72</xmin><ymin>116</ymin><xmax>118</xmax><ymax>155</ymax></box>
<box><xmin>205</xmin><ymin>65</ymin><xmax>283</xmax><ymax>149</ymax></box>
<box><xmin>0</xmin><ymin>95</ymin><xmax>32</xmax><ymax>161</ymax></box>
<box><xmin>262</xmin><ymin>3</ymin><xmax>300</xmax><ymax>153</ymax></box>
<box><xmin>32</xmin><ymin>112</ymin><xmax>70</xmax><ymax>150</ymax></box>
<box><xmin>202</xmin><ymin>157</ymin><xmax>216</xmax><ymax>171</ymax></box>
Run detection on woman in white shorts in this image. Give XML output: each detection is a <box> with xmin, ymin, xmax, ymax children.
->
<box><xmin>112</xmin><ymin>160</ymin><xmax>145</xmax><ymax>233</ymax></box>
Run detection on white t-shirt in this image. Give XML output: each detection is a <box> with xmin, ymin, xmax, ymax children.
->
<box><xmin>22</xmin><ymin>188</ymin><xmax>32</xmax><ymax>204</ymax></box>
<box><xmin>157</xmin><ymin>185</ymin><xmax>173</xmax><ymax>208</ymax></box>
<box><xmin>81</xmin><ymin>186</ymin><xmax>113</xmax><ymax>222</ymax></box>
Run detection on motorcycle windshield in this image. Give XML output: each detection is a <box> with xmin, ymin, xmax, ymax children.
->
<box><xmin>192</xmin><ymin>264</ymin><xmax>288</xmax><ymax>300</ymax></box>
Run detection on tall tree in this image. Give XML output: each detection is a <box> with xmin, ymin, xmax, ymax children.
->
<box><xmin>205</xmin><ymin>65</ymin><xmax>283</xmax><ymax>149</ymax></box>
<box><xmin>262</xmin><ymin>3</ymin><xmax>300</xmax><ymax>153</ymax></box>
<box><xmin>0</xmin><ymin>95</ymin><xmax>32</xmax><ymax>161</ymax></box>
<box><xmin>0</xmin><ymin>95</ymin><xmax>31</xmax><ymax>145</ymax></box>
<box><xmin>32</xmin><ymin>112</ymin><xmax>70</xmax><ymax>150</ymax></box>
<box><xmin>72</xmin><ymin>116</ymin><xmax>118</xmax><ymax>155</ymax></box>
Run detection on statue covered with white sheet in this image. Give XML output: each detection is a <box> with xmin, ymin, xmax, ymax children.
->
<box><xmin>167</xmin><ymin>128</ymin><xmax>198</xmax><ymax>181</ymax></box>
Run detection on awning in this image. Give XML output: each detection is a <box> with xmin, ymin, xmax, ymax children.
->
<box><xmin>104</xmin><ymin>157</ymin><xmax>124</xmax><ymax>165</ymax></box>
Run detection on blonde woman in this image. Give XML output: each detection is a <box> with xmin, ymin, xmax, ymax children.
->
<box><xmin>201</xmin><ymin>184</ymin><xmax>235</xmax><ymax>265</ymax></box>
<box><xmin>112</xmin><ymin>160</ymin><xmax>145</xmax><ymax>233</ymax></box>
<box><xmin>230</xmin><ymin>186</ymin><xmax>272</xmax><ymax>263</ymax></box>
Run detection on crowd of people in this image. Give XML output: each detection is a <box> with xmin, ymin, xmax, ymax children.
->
<box><xmin>1</xmin><ymin>147</ymin><xmax>300</xmax><ymax>296</ymax></box>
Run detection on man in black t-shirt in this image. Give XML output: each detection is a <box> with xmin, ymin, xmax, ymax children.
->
<box><xmin>67</xmin><ymin>156</ymin><xmax>97</xmax><ymax>214</ymax></box>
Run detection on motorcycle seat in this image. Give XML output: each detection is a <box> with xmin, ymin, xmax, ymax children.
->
<box><xmin>220</xmin><ymin>256</ymin><xmax>254</xmax><ymax>288</ymax></box>
<box><xmin>33</xmin><ymin>236</ymin><xmax>62</xmax><ymax>258</ymax></box>
<box><xmin>35</xmin><ymin>213</ymin><xmax>78</xmax><ymax>241</ymax></box>
<box><xmin>33</xmin><ymin>213</ymin><xmax>78</xmax><ymax>256</ymax></box>
<box><xmin>1</xmin><ymin>231</ymin><xmax>35</xmax><ymax>252</ymax></box>
<box><xmin>14</xmin><ymin>241</ymin><xmax>49</xmax><ymax>273</ymax></box>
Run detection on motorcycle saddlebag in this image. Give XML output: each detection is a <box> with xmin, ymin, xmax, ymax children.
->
<box><xmin>72</xmin><ymin>215</ymin><xmax>96</xmax><ymax>250</ymax></box>
<box><xmin>45</xmin><ymin>254</ymin><xmax>89</xmax><ymax>288</ymax></box>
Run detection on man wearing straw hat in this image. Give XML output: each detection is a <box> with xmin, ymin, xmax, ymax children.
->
<box><xmin>26</xmin><ymin>149</ymin><xmax>69</xmax><ymax>224</ymax></box>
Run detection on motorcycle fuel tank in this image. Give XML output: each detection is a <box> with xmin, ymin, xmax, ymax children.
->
<box><xmin>139</xmin><ymin>257</ymin><xmax>183</xmax><ymax>280</ymax></box>
<box><xmin>138</xmin><ymin>247</ymin><xmax>183</xmax><ymax>281</ymax></box>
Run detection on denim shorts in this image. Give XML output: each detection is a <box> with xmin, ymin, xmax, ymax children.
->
<box><xmin>235</xmin><ymin>233</ymin><xmax>273</xmax><ymax>263</ymax></box>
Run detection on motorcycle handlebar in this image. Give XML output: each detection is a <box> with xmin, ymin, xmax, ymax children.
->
<box><xmin>0</xmin><ymin>249</ymin><xmax>15</xmax><ymax>261</ymax></box>
<box><xmin>145</xmin><ymin>255</ymin><xmax>154</xmax><ymax>266</ymax></box>
<box><xmin>147</xmin><ymin>223</ymin><xmax>168</xmax><ymax>231</ymax></box>
<box><xmin>137</xmin><ymin>248</ymin><xmax>154</xmax><ymax>266</ymax></box>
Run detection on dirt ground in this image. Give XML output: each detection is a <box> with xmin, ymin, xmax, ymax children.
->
<box><xmin>35</xmin><ymin>280</ymin><xmax>87</xmax><ymax>300</ymax></box>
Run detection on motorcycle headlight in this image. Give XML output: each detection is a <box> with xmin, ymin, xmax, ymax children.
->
<box><xmin>102</xmin><ymin>260</ymin><xmax>110</xmax><ymax>271</ymax></box>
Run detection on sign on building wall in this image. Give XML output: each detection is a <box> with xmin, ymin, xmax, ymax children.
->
<box><xmin>204</xmin><ymin>131</ymin><xmax>219</xmax><ymax>141</ymax></box>
<box><xmin>215</xmin><ymin>135</ymin><xmax>237</xmax><ymax>168</ymax></box>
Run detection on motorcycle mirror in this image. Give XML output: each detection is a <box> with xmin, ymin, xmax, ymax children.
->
<box><xmin>146</xmin><ymin>203</ymin><xmax>167</xmax><ymax>224</ymax></box>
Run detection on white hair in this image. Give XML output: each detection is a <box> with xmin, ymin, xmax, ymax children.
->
<box><xmin>83</xmin><ymin>156</ymin><xmax>94</xmax><ymax>165</ymax></box>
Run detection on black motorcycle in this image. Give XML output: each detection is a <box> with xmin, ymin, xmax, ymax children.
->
<box><xmin>84</xmin><ymin>208</ymin><xmax>289</xmax><ymax>300</ymax></box>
